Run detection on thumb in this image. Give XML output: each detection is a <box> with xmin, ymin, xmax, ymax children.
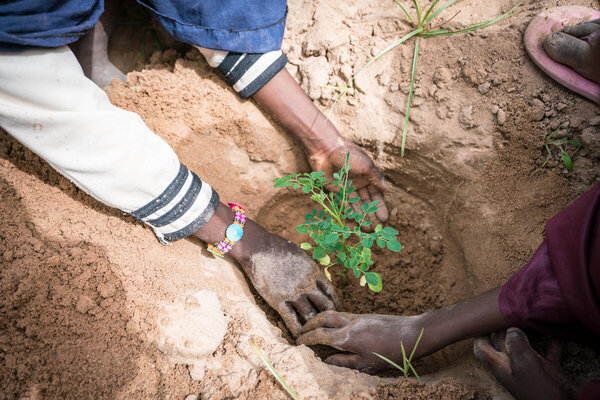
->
<box><xmin>369</xmin><ymin>166</ymin><xmax>388</xmax><ymax>192</ymax></box>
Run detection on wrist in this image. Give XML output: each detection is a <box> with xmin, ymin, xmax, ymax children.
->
<box><xmin>298</xmin><ymin>112</ymin><xmax>343</xmax><ymax>156</ymax></box>
<box><xmin>192</xmin><ymin>202</ymin><xmax>267</xmax><ymax>266</ymax></box>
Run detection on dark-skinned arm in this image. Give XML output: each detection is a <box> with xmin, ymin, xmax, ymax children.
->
<box><xmin>252</xmin><ymin>68</ymin><xmax>389</xmax><ymax>223</ymax></box>
<box><xmin>193</xmin><ymin>202</ymin><xmax>338</xmax><ymax>336</ymax></box>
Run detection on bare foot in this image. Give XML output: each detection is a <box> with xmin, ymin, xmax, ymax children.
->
<box><xmin>474</xmin><ymin>327</ymin><xmax>573</xmax><ymax>400</ymax></box>
<box><xmin>70</xmin><ymin>9</ymin><xmax>126</xmax><ymax>88</ymax></box>
<box><xmin>543</xmin><ymin>18</ymin><xmax>600</xmax><ymax>84</ymax></box>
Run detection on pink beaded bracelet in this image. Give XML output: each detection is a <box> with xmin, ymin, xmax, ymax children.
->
<box><xmin>207</xmin><ymin>203</ymin><xmax>246</xmax><ymax>257</ymax></box>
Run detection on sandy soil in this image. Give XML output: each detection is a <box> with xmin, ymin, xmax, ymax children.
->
<box><xmin>2</xmin><ymin>0</ymin><xmax>600</xmax><ymax>399</ymax></box>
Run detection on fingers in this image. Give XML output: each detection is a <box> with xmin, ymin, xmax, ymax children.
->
<box><xmin>279</xmin><ymin>303</ymin><xmax>304</xmax><ymax>337</ymax></box>
<box><xmin>308</xmin><ymin>292</ymin><xmax>335</xmax><ymax>313</ymax></box>
<box><xmin>297</xmin><ymin>326</ymin><xmax>346</xmax><ymax>349</ymax></box>
<box><xmin>289</xmin><ymin>297</ymin><xmax>318</xmax><ymax>325</ymax></box>
<box><xmin>563</xmin><ymin>21</ymin><xmax>600</xmax><ymax>38</ymax></box>
<box><xmin>473</xmin><ymin>336</ymin><xmax>510</xmax><ymax>377</ymax></box>
<box><xmin>302</xmin><ymin>310</ymin><xmax>350</xmax><ymax>332</ymax></box>
<box><xmin>316</xmin><ymin>279</ymin><xmax>340</xmax><ymax>308</ymax></box>
<box><xmin>368</xmin><ymin>164</ymin><xmax>388</xmax><ymax>193</ymax></box>
<box><xmin>543</xmin><ymin>32</ymin><xmax>591</xmax><ymax>69</ymax></box>
<box><xmin>368</xmin><ymin>185</ymin><xmax>389</xmax><ymax>222</ymax></box>
<box><xmin>323</xmin><ymin>353</ymin><xmax>364</xmax><ymax>370</ymax></box>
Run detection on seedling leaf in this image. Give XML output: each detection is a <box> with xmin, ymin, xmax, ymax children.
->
<box><xmin>561</xmin><ymin>152</ymin><xmax>573</xmax><ymax>172</ymax></box>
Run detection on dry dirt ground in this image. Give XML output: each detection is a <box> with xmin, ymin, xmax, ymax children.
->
<box><xmin>2</xmin><ymin>0</ymin><xmax>600</xmax><ymax>399</ymax></box>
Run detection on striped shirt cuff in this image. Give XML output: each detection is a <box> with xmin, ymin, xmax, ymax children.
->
<box><xmin>198</xmin><ymin>47</ymin><xmax>288</xmax><ymax>99</ymax></box>
<box><xmin>130</xmin><ymin>163</ymin><xmax>219</xmax><ymax>244</ymax></box>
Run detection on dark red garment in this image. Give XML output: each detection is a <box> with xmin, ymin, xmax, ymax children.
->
<box><xmin>499</xmin><ymin>183</ymin><xmax>600</xmax><ymax>399</ymax></box>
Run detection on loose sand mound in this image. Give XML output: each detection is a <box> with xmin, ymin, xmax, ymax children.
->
<box><xmin>2</xmin><ymin>0</ymin><xmax>599</xmax><ymax>399</ymax></box>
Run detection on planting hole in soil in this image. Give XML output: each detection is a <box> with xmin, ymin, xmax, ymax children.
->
<box><xmin>2</xmin><ymin>0</ymin><xmax>600</xmax><ymax>399</ymax></box>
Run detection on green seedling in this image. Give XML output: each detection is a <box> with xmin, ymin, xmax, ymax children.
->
<box><xmin>273</xmin><ymin>154</ymin><xmax>401</xmax><ymax>292</ymax></box>
<box><xmin>250</xmin><ymin>337</ymin><xmax>298</xmax><ymax>399</ymax></box>
<box><xmin>542</xmin><ymin>129</ymin><xmax>584</xmax><ymax>172</ymax></box>
<box><xmin>373</xmin><ymin>327</ymin><xmax>424</xmax><ymax>382</ymax></box>
<box><xmin>329</xmin><ymin>0</ymin><xmax>522</xmax><ymax>157</ymax></box>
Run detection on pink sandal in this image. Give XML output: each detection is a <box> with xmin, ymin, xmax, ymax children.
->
<box><xmin>524</xmin><ymin>6</ymin><xmax>600</xmax><ymax>104</ymax></box>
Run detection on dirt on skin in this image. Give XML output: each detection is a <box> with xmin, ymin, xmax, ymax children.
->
<box><xmin>2</xmin><ymin>0</ymin><xmax>600</xmax><ymax>399</ymax></box>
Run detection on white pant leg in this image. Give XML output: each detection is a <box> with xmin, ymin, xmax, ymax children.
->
<box><xmin>0</xmin><ymin>46</ymin><xmax>219</xmax><ymax>243</ymax></box>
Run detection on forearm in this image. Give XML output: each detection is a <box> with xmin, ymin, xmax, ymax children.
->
<box><xmin>417</xmin><ymin>287</ymin><xmax>509</xmax><ymax>356</ymax></box>
<box><xmin>252</xmin><ymin>68</ymin><xmax>341</xmax><ymax>155</ymax></box>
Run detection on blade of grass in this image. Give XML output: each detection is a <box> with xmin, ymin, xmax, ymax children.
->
<box><xmin>542</xmin><ymin>145</ymin><xmax>551</xmax><ymax>168</ymax></box>
<box><xmin>249</xmin><ymin>338</ymin><xmax>298</xmax><ymax>399</ymax></box>
<box><xmin>352</xmin><ymin>27</ymin><xmax>423</xmax><ymax>81</ymax></box>
<box><xmin>412</xmin><ymin>0</ymin><xmax>422</xmax><ymax>22</ymax></box>
<box><xmin>420</xmin><ymin>0</ymin><xmax>522</xmax><ymax>37</ymax></box>
<box><xmin>421</xmin><ymin>0</ymin><xmax>442</xmax><ymax>25</ymax></box>
<box><xmin>401</xmin><ymin>37</ymin><xmax>420</xmax><ymax>157</ymax></box>
<box><xmin>393</xmin><ymin>0</ymin><xmax>415</xmax><ymax>24</ymax></box>
<box><xmin>407</xmin><ymin>328</ymin><xmax>424</xmax><ymax>362</ymax></box>
<box><xmin>373</xmin><ymin>352</ymin><xmax>405</xmax><ymax>371</ymax></box>
<box><xmin>326</xmin><ymin>85</ymin><xmax>350</xmax><ymax>118</ymax></box>
<box><xmin>423</xmin><ymin>0</ymin><xmax>457</xmax><ymax>24</ymax></box>
<box><xmin>408</xmin><ymin>363</ymin><xmax>422</xmax><ymax>382</ymax></box>
<box><xmin>326</xmin><ymin>27</ymin><xmax>422</xmax><ymax>118</ymax></box>
<box><xmin>400</xmin><ymin>341</ymin><xmax>408</xmax><ymax>373</ymax></box>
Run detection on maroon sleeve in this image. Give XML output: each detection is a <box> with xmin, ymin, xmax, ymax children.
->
<box><xmin>546</xmin><ymin>184</ymin><xmax>600</xmax><ymax>335</ymax></box>
<box><xmin>499</xmin><ymin>183</ymin><xmax>600</xmax><ymax>348</ymax></box>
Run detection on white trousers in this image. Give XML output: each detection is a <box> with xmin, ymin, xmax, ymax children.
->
<box><xmin>0</xmin><ymin>46</ymin><xmax>219</xmax><ymax>243</ymax></box>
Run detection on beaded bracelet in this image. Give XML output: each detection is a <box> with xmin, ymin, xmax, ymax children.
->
<box><xmin>207</xmin><ymin>202</ymin><xmax>246</xmax><ymax>257</ymax></box>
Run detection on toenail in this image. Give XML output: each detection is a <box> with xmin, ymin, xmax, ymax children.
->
<box><xmin>506</xmin><ymin>327</ymin><xmax>522</xmax><ymax>336</ymax></box>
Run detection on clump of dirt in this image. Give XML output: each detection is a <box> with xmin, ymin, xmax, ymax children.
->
<box><xmin>2</xmin><ymin>0</ymin><xmax>600</xmax><ymax>399</ymax></box>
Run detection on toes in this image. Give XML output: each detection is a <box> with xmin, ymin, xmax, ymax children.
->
<box><xmin>563</xmin><ymin>21</ymin><xmax>600</xmax><ymax>38</ymax></box>
<box><xmin>491</xmin><ymin>330</ymin><xmax>507</xmax><ymax>353</ymax></box>
<box><xmin>324</xmin><ymin>353</ymin><xmax>363</xmax><ymax>370</ymax></box>
<box><xmin>504</xmin><ymin>328</ymin><xmax>541</xmax><ymax>368</ymax></box>
<box><xmin>543</xmin><ymin>31</ymin><xmax>591</xmax><ymax>70</ymax></box>
<box><xmin>473</xmin><ymin>336</ymin><xmax>510</xmax><ymax>378</ymax></box>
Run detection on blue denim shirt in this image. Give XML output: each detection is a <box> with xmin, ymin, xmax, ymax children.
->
<box><xmin>0</xmin><ymin>0</ymin><xmax>287</xmax><ymax>53</ymax></box>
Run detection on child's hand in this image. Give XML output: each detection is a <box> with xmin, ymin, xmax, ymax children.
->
<box><xmin>298</xmin><ymin>311</ymin><xmax>425</xmax><ymax>373</ymax></box>
<box><xmin>308</xmin><ymin>139</ymin><xmax>389</xmax><ymax>224</ymax></box>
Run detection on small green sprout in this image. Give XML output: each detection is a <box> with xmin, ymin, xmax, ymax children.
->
<box><xmin>273</xmin><ymin>154</ymin><xmax>401</xmax><ymax>293</ymax></box>
<box><xmin>542</xmin><ymin>129</ymin><xmax>583</xmax><ymax>172</ymax></box>
<box><xmin>373</xmin><ymin>327</ymin><xmax>424</xmax><ymax>382</ymax></box>
<box><xmin>250</xmin><ymin>337</ymin><xmax>298</xmax><ymax>399</ymax></box>
<box><xmin>329</xmin><ymin>0</ymin><xmax>523</xmax><ymax>157</ymax></box>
